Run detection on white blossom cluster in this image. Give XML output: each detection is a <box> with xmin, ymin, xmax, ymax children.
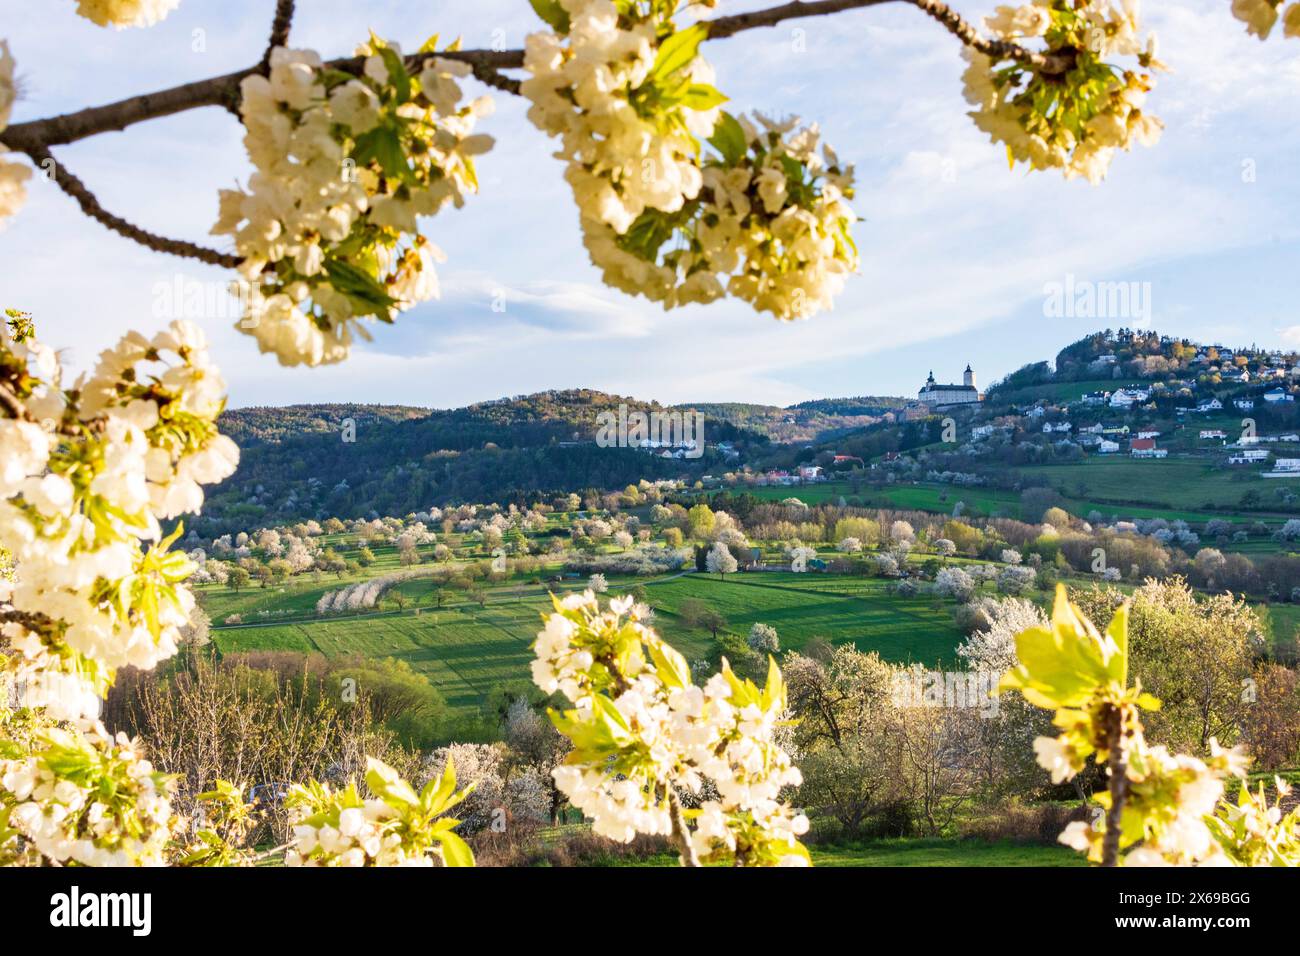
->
<box><xmin>287</xmin><ymin>793</ymin><xmax>421</xmax><ymax>867</ymax></box>
<box><xmin>1046</xmin><ymin>733</ymin><xmax>1250</xmax><ymax>866</ymax></box>
<box><xmin>580</xmin><ymin>112</ymin><xmax>858</xmax><ymax>319</ymax></box>
<box><xmin>0</xmin><ymin>722</ymin><xmax>177</xmax><ymax>866</ymax></box>
<box><xmin>1232</xmin><ymin>0</ymin><xmax>1300</xmax><ymax>38</ymax></box>
<box><xmin>0</xmin><ymin>41</ymin><xmax>30</xmax><ymax>226</ymax></box>
<box><xmin>1207</xmin><ymin>777</ymin><xmax>1300</xmax><ymax>866</ymax></box>
<box><xmin>73</xmin><ymin>0</ymin><xmax>180</xmax><ymax>29</ymax></box>
<box><xmin>0</xmin><ymin>319</ymin><xmax>238</xmax><ymax>718</ymax></box>
<box><xmin>534</xmin><ymin>592</ymin><xmax>811</xmax><ymax>866</ymax></box>
<box><xmin>522</xmin><ymin>3</ymin><xmax>856</xmax><ymax>320</ymax></box>
<box><xmin>213</xmin><ymin>42</ymin><xmax>494</xmax><ymax>367</ymax></box>
<box><xmin>694</xmin><ymin>114</ymin><xmax>857</xmax><ymax>319</ymax></box>
<box><xmin>522</xmin><ymin>0</ymin><xmax>721</xmax><ymax>234</ymax></box>
<box><xmin>962</xmin><ymin>1</ymin><xmax>1165</xmax><ymax>184</ymax></box>
<box><xmin>285</xmin><ymin>757</ymin><xmax>473</xmax><ymax>867</ymax></box>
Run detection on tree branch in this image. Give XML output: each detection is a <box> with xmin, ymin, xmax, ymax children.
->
<box><xmin>0</xmin><ymin>0</ymin><xmax>1060</xmax><ymax>267</ymax></box>
<box><xmin>0</xmin><ymin>607</ymin><xmax>57</xmax><ymax>634</ymax></box>
<box><xmin>1100</xmin><ymin>703</ymin><xmax>1129</xmax><ymax>867</ymax></box>
<box><xmin>22</xmin><ymin>145</ymin><xmax>241</xmax><ymax>268</ymax></box>
<box><xmin>706</xmin><ymin>0</ymin><xmax>892</xmax><ymax>39</ymax></box>
<box><xmin>0</xmin><ymin>0</ymin><xmax>1054</xmax><ymax>153</ymax></box>
<box><xmin>667</xmin><ymin>790</ymin><xmax>701</xmax><ymax>867</ymax></box>
<box><xmin>904</xmin><ymin>0</ymin><xmax>1065</xmax><ymax>71</ymax></box>
<box><xmin>260</xmin><ymin>0</ymin><xmax>297</xmax><ymax>73</ymax></box>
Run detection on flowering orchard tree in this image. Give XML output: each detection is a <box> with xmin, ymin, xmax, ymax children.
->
<box><xmin>0</xmin><ymin>0</ymin><xmax>1296</xmax><ymax>868</ymax></box>
<box><xmin>999</xmin><ymin>587</ymin><xmax>1300</xmax><ymax>866</ymax></box>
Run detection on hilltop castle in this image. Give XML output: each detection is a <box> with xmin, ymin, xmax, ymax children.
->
<box><xmin>918</xmin><ymin>366</ymin><xmax>982</xmax><ymax>407</ymax></box>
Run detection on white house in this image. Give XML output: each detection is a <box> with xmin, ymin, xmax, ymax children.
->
<box><xmin>1265</xmin><ymin>388</ymin><xmax>1295</xmax><ymax>403</ymax></box>
<box><xmin>1136</xmin><ymin>429</ymin><xmax>1160</xmax><ymax>439</ymax></box>
<box><xmin>1234</xmin><ymin>398</ymin><xmax>1255</xmax><ymax>411</ymax></box>
<box><xmin>1197</xmin><ymin>398</ymin><xmax>1224</xmax><ymax>412</ymax></box>
<box><xmin>1200</xmin><ymin>429</ymin><xmax>1227</xmax><ymax>440</ymax></box>
<box><xmin>1227</xmin><ymin>449</ymin><xmax>1269</xmax><ymax>464</ymax></box>
<box><xmin>1110</xmin><ymin>388</ymin><xmax>1150</xmax><ymax>408</ymax></box>
<box><xmin>1097</xmin><ymin>439</ymin><xmax>1121</xmax><ymax>454</ymax></box>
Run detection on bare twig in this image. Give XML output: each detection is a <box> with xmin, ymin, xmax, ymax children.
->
<box><xmin>706</xmin><ymin>0</ymin><xmax>893</xmax><ymax>38</ymax></box>
<box><xmin>22</xmin><ymin>145</ymin><xmax>241</xmax><ymax>268</ymax></box>
<box><xmin>0</xmin><ymin>48</ymin><xmax>520</xmax><ymax>153</ymax></box>
<box><xmin>905</xmin><ymin>0</ymin><xmax>1069</xmax><ymax>72</ymax></box>
<box><xmin>259</xmin><ymin>0</ymin><xmax>297</xmax><ymax>72</ymax></box>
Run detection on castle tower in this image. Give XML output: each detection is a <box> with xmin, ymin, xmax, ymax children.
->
<box><xmin>964</xmin><ymin>364</ymin><xmax>975</xmax><ymax>388</ymax></box>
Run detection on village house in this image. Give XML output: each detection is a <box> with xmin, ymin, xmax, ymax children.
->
<box><xmin>1109</xmin><ymin>387</ymin><xmax>1150</xmax><ymax>408</ymax></box>
<box><xmin>1265</xmin><ymin>458</ymin><xmax>1300</xmax><ymax>476</ymax></box>
<box><xmin>1227</xmin><ymin>449</ymin><xmax>1270</xmax><ymax>465</ymax></box>
<box><xmin>1130</xmin><ymin>438</ymin><xmax>1167</xmax><ymax>459</ymax></box>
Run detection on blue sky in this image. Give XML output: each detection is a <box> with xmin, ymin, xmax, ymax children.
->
<box><xmin>2</xmin><ymin>0</ymin><xmax>1299</xmax><ymax>409</ymax></box>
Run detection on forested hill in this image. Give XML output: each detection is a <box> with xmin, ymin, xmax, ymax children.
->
<box><xmin>201</xmin><ymin>390</ymin><xmax>766</xmax><ymax>531</ymax></box>
<box><xmin>685</xmin><ymin>396</ymin><xmax>907</xmax><ymax>443</ymax></box>
<box><xmin>219</xmin><ymin>404</ymin><xmax>431</xmax><ymax>446</ymax></box>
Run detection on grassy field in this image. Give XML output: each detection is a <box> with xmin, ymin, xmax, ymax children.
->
<box><xmin>737</xmin><ymin>462</ymin><xmax>1300</xmax><ymax>528</ymax></box>
<box><xmin>612</xmin><ymin>837</ymin><xmax>1081</xmax><ymax>867</ymax></box>
<box><xmin>205</xmin><ymin>569</ymin><xmax>970</xmax><ymax>720</ymax></box>
<box><xmin>1008</xmin><ymin>458</ymin><xmax>1300</xmax><ymax>514</ymax></box>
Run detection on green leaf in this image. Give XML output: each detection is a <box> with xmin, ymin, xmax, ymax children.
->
<box><xmin>651</xmin><ymin>23</ymin><xmax>709</xmax><ymax>82</ymax></box>
<box><xmin>370</xmin><ymin>34</ymin><xmax>412</xmax><ymax>103</ymax></box>
<box><xmin>438</xmin><ymin>829</ymin><xmax>475</xmax><ymax>867</ymax></box>
<box><xmin>323</xmin><ymin>258</ymin><xmax>398</xmax><ymax>318</ymax></box>
<box><xmin>679</xmin><ymin>83</ymin><xmax>728</xmax><ymax>112</ymax></box>
<box><xmin>529</xmin><ymin>0</ymin><xmax>571</xmax><ymax>33</ymax></box>
<box><xmin>618</xmin><ymin>209</ymin><xmax>676</xmax><ymax>262</ymax></box>
<box><xmin>365</xmin><ymin>757</ymin><xmax>419</xmax><ymax>807</ymax></box>
<box><xmin>649</xmin><ymin>639</ymin><xmax>691</xmax><ymax>690</ymax></box>
<box><xmin>1104</xmin><ymin>602</ymin><xmax>1129</xmax><ymax>687</ymax></box>
<box><xmin>707</xmin><ymin>111</ymin><xmax>747</xmax><ymax>166</ymax></box>
<box><xmin>351</xmin><ymin>125</ymin><xmax>409</xmax><ymax>182</ymax></box>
